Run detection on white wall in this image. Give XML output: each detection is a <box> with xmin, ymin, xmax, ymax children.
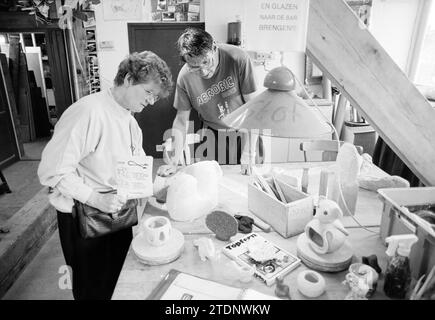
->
<box><xmin>370</xmin><ymin>0</ymin><xmax>421</xmax><ymax>73</ymax></box>
<box><xmin>93</xmin><ymin>0</ymin><xmax>205</xmax><ymax>90</ymax></box>
<box><xmin>93</xmin><ymin>2</ymin><xmax>150</xmax><ymax>90</ymax></box>
<box><xmin>203</xmin><ymin>0</ymin><xmax>306</xmax><ymax>85</ymax></box>
<box><xmin>204</xmin><ymin>0</ymin><xmax>244</xmax><ymax>44</ymax></box>
<box><xmin>91</xmin><ymin>0</ymin><xmax>422</xmax><ymax>162</ymax></box>
<box><xmin>92</xmin><ymin>0</ymin><xmax>421</xmax><ymax>90</ymax></box>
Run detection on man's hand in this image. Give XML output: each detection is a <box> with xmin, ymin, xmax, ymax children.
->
<box><xmin>86</xmin><ymin>191</ymin><xmax>127</xmax><ymax>213</ymax></box>
<box><xmin>162</xmin><ymin>139</ymin><xmax>174</xmax><ymax>165</ymax></box>
<box><xmin>240</xmin><ymin>163</ymin><xmax>252</xmax><ymax>175</ymax></box>
<box><xmin>240</xmin><ymin>151</ymin><xmax>255</xmax><ymax>175</ymax></box>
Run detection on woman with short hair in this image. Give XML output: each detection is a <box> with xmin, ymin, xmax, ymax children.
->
<box><xmin>38</xmin><ymin>51</ymin><xmax>173</xmax><ymax>300</ymax></box>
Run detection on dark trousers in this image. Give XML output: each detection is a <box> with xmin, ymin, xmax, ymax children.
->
<box><xmin>57</xmin><ymin>211</ymin><xmax>132</xmax><ymax>300</ymax></box>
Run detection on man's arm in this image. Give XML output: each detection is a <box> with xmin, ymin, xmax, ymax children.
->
<box><xmin>159</xmin><ymin>109</ymin><xmax>190</xmax><ymax>177</ymax></box>
<box><xmin>240</xmin><ymin>90</ymin><xmax>260</xmax><ymax>174</ymax></box>
<box><xmin>242</xmin><ymin>91</ymin><xmax>259</xmax><ymax>103</ymax></box>
<box><xmin>171</xmin><ymin>109</ymin><xmax>191</xmax><ymax>165</ymax></box>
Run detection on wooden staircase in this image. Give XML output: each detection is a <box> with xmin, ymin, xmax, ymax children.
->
<box><xmin>307</xmin><ymin>0</ymin><xmax>435</xmax><ymax>186</ymax></box>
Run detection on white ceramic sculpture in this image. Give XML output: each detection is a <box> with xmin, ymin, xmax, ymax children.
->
<box><xmin>296</xmin><ymin>196</ymin><xmax>353</xmax><ymax>272</ymax></box>
<box><xmin>166</xmin><ymin>161</ymin><xmax>223</xmax><ymax>221</ymax></box>
<box><xmin>357</xmin><ymin>153</ymin><xmax>410</xmax><ymax>191</ymax></box>
<box><xmin>193</xmin><ymin>237</ymin><xmax>217</xmax><ymax>262</ymax></box>
<box><xmin>305</xmin><ymin>197</ymin><xmax>349</xmax><ymax>254</ymax></box>
<box><xmin>327</xmin><ymin>143</ymin><xmax>360</xmax><ymax>216</ymax></box>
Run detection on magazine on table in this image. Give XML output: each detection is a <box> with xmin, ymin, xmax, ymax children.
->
<box><xmin>222</xmin><ymin>233</ymin><xmax>301</xmax><ymax>286</ymax></box>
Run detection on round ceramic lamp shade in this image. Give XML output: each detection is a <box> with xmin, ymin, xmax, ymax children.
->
<box><xmin>222</xmin><ymin>66</ymin><xmax>332</xmax><ymax>138</ymax></box>
<box><xmin>263</xmin><ymin>66</ymin><xmax>296</xmax><ymax>91</ymax></box>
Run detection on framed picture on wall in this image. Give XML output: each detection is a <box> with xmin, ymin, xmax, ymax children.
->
<box><xmin>102</xmin><ymin>0</ymin><xmax>142</xmax><ymax>20</ymax></box>
<box><xmin>82</xmin><ymin>11</ymin><xmax>96</xmax><ymax>28</ymax></box>
<box><xmin>152</xmin><ymin>11</ymin><xmax>162</xmax><ymax>21</ymax></box>
<box><xmin>157</xmin><ymin>0</ymin><xmax>167</xmax><ymax>11</ymax></box>
<box><xmin>175</xmin><ymin>12</ymin><xmax>187</xmax><ymax>21</ymax></box>
<box><xmin>162</xmin><ymin>12</ymin><xmax>175</xmax><ymax>21</ymax></box>
<box><xmin>187</xmin><ymin>12</ymin><xmax>199</xmax><ymax>21</ymax></box>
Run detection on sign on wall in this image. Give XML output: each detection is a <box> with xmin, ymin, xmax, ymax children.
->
<box><xmin>244</xmin><ymin>0</ymin><xmax>310</xmax><ymax>52</ymax></box>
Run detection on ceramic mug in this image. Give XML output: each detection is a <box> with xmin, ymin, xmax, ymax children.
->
<box><xmin>143</xmin><ymin>216</ymin><xmax>172</xmax><ymax>247</ymax></box>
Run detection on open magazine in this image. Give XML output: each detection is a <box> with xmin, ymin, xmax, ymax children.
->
<box><xmin>146</xmin><ymin>269</ymin><xmax>280</xmax><ymax>300</ymax></box>
<box><xmin>222</xmin><ymin>233</ymin><xmax>301</xmax><ymax>286</ymax></box>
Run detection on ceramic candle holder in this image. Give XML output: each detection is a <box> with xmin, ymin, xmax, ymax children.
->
<box><xmin>143</xmin><ymin>216</ymin><xmax>172</xmax><ymax>247</ymax></box>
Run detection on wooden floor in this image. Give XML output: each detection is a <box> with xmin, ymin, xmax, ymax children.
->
<box><xmin>0</xmin><ymin>161</ymin><xmax>42</xmax><ymax>225</ymax></box>
<box><xmin>0</xmin><ymin>138</ymin><xmax>48</xmax><ymax>223</ymax></box>
<box><xmin>22</xmin><ymin>137</ymin><xmax>50</xmax><ymax>160</ymax></box>
<box><xmin>3</xmin><ymin>230</ymin><xmax>73</xmax><ymax>300</ymax></box>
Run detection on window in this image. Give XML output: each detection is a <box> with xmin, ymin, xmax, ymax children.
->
<box><xmin>415</xmin><ymin>2</ymin><xmax>435</xmax><ymax>87</ymax></box>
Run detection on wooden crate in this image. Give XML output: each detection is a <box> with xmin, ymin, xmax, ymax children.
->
<box><xmin>378</xmin><ymin>187</ymin><xmax>435</xmax><ymax>279</ymax></box>
<box><xmin>248</xmin><ymin>179</ymin><xmax>314</xmax><ymax>238</ymax></box>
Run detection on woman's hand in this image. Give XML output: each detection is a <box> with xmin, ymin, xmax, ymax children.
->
<box><xmin>86</xmin><ymin>191</ymin><xmax>127</xmax><ymax>213</ymax></box>
<box><xmin>157</xmin><ymin>164</ymin><xmax>177</xmax><ymax>177</ymax></box>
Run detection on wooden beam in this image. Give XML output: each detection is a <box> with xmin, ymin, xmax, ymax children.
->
<box><xmin>0</xmin><ymin>12</ymin><xmax>60</xmax><ymax>31</ymax></box>
<box><xmin>307</xmin><ymin>0</ymin><xmax>435</xmax><ymax>186</ymax></box>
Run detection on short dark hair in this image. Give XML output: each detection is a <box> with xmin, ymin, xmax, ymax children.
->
<box><xmin>114</xmin><ymin>51</ymin><xmax>173</xmax><ymax>98</ymax></box>
<box><xmin>176</xmin><ymin>28</ymin><xmax>214</xmax><ymax>62</ymax></box>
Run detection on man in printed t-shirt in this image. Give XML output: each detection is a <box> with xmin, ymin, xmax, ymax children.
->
<box><xmin>159</xmin><ymin>27</ymin><xmax>261</xmax><ymax>176</ymax></box>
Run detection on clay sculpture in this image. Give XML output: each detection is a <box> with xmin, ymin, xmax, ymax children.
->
<box><xmin>205</xmin><ymin>210</ymin><xmax>238</xmax><ymax>241</ymax></box>
<box><xmin>296</xmin><ymin>197</ymin><xmax>353</xmax><ymax>272</ymax></box>
<box><xmin>306</xmin><ymin>197</ymin><xmax>348</xmax><ymax>254</ymax></box>
<box><xmin>166</xmin><ymin>161</ymin><xmax>222</xmax><ymax>221</ymax></box>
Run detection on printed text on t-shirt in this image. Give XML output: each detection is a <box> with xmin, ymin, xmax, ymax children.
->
<box><xmin>196</xmin><ymin>76</ymin><xmax>235</xmax><ymax>106</ymax></box>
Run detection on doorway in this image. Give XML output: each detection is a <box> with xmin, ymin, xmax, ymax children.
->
<box><xmin>128</xmin><ymin>22</ymin><xmax>205</xmax><ymax>158</ymax></box>
<box><xmin>0</xmin><ymin>20</ymin><xmax>73</xmax><ymax>164</ymax></box>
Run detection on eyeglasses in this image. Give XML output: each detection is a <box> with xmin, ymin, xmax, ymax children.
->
<box><xmin>186</xmin><ymin>50</ymin><xmax>215</xmax><ymax>73</ymax></box>
<box><xmin>144</xmin><ymin>89</ymin><xmax>160</xmax><ymax>103</ymax></box>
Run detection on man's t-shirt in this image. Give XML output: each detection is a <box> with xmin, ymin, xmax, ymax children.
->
<box><xmin>174</xmin><ymin>43</ymin><xmax>257</xmax><ymax>130</ymax></box>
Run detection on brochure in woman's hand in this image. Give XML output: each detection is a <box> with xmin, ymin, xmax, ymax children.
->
<box><xmin>116</xmin><ymin>155</ymin><xmax>153</xmax><ymax>199</ymax></box>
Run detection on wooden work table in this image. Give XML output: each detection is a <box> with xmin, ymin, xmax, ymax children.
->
<box><xmin>112</xmin><ymin>162</ymin><xmax>390</xmax><ymax>300</ymax></box>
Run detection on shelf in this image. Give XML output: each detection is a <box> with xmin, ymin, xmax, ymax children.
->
<box><xmin>85</xmin><ymin>28</ymin><xmax>100</xmax><ymax>94</ymax></box>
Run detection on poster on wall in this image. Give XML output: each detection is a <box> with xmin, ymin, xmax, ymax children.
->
<box><xmin>102</xmin><ymin>0</ymin><xmax>143</xmax><ymax>21</ymax></box>
<box><xmin>244</xmin><ymin>0</ymin><xmax>310</xmax><ymax>52</ymax></box>
<box><xmin>151</xmin><ymin>0</ymin><xmax>200</xmax><ymax>22</ymax></box>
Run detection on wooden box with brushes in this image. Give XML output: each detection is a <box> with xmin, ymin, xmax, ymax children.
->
<box><xmin>248</xmin><ymin>174</ymin><xmax>314</xmax><ymax>238</ymax></box>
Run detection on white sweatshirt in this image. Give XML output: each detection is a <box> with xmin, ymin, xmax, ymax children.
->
<box><xmin>38</xmin><ymin>89</ymin><xmax>145</xmax><ymax>213</ymax></box>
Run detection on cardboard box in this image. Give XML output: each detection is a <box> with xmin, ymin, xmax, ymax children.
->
<box><xmin>248</xmin><ymin>178</ymin><xmax>314</xmax><ymax>238</ymax></box>
<box><xmin>378</xmin><ymin>187</ymin><xmax>435</xmax><ymax>279</ymax></box>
